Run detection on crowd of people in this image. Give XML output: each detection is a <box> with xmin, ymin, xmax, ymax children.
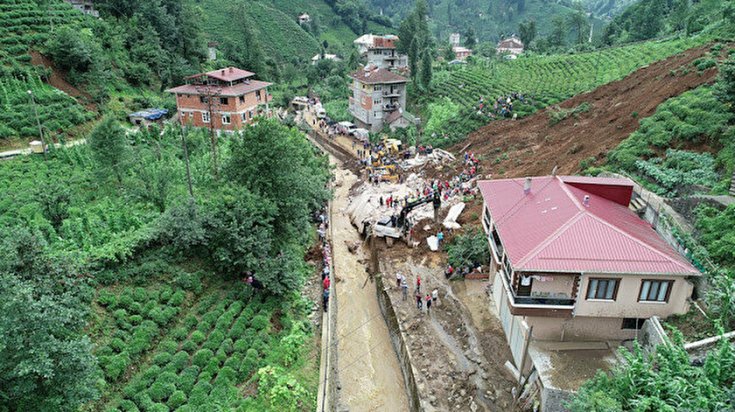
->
<box><xmin>395</xmin><ymin>272</ymin><xmax>440</xmax><ymax>315</ymax></box>
<box><xmin>476</xmin><ymin>92</ymin><xmax>530</xmax><ymax>119</ymax></box>
<box><xmin>318</xmin><ymin>211</ymin><xmax>332</xmax><ymax>312</ymax></box>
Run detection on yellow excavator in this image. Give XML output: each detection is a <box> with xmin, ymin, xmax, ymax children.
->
<box><xmin>366</xmin><ymin>164</ymin><xmax>399</xmax><ymax>183</ymax></box>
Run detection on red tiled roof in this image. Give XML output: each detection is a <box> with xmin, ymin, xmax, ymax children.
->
<box><xmin>166</xmin><ymin>80</ymin><xmax>272</xmax><ymax>97</ymax></box>
<box><xmin>349</xmin><ymin>67</ymin><xmax>407</xmax><ymax>84</ymax></box>
<box><xmin>186</xmin><ymin>67</ymin><xmax>255</xmax><ymax>82</ymax></box>
<box><xmin>478</xmin><ymin>176</ymin><xmax>699</xmax><ymax>276</ymax></box>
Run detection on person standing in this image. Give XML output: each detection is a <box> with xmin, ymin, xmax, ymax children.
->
<box><xmin>396</xmin><ymin>272</ymin><xmax>403</xmax><ymax>288</ymax></box>
<box><xmin>401</xmin><ymin>278</ymin><xmax>408</xmax><ymax>301</ymax></box>
<box><xmin>323</xmin><ymin>275</ymin><xmax>331</xmax><ymax>291</ymax></box>
<box><xmin>323</xmin><ymin>288</ymin><xmax>330</xmax><ymax>311</ymax></box>
<box><xmin>416</xmin><ymin>275</ymin><xmax>421</xmax><ymax>293</ymax></box>
<box><xmin>437</xmin><ymin>231</ymin><xmax>444</xmax><ymax>249</ymax></box>
<box><xmin>425</xmin><ymin>294</ymin><xmax>432</xmax><ymax>314</ymax></box>
<box><xmin>416</xmin><ymin>291</ymin><xmax>423</xmax><ymax>311</ymax></box>
<box><xmin>432</xmin><ymin>289</ymin><xmax>439</xmax><ymax>306</ymax></box>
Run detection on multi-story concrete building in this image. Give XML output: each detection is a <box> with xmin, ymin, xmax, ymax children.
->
<box><xmin>166</xmin><ymin>67</ymin><xmax>272</xmax><ymax>132</ymax></box>
<box><xmin>497</xmin><ymin>36</ymin><xmax>524</xmax><ymax>59</ymax></box>
<box><xmin>354</xmin><ymin>34</ymin><xmax>408</xmax><ymax>70</ymax></box>
<box><xmin>348</xmin><ymin>66</ymin><xmax>413</xmax><ymax>132</ymax></box>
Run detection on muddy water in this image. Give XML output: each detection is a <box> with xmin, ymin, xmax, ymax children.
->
<box><xmin>331</xmin><ymin>166</ymin><xmax>409</xmax><ymax>411</ymax></box>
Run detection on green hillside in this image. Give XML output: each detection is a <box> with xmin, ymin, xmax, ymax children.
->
<box><xmin>0</xmin><ymin>0</ymin><xmax>93</xmax><ymax>141</ymax></box>
<box><xmin>367</xmin><ymin>0</ymin><xmax>605</xmax><ymax>43</ymax></box>
<box><xmin>432</xmin><ymin>36</ymin><xmax>703</xmax><ymax>108</ymax></box>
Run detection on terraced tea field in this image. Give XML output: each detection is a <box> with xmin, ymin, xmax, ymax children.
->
<box><xmin>435</xmin><ymin>37</ymin><xmax>707</xmax><ymax>108</ymax></box>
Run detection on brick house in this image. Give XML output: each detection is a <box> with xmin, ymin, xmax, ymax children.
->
<box><xmin>496</xmin><ymin>36</ymin><xmax>524</xmax><ymax>59</ymax></box>
<box><xmin>348</xmin><ymin>66</ymin><xmax>412</xmax><ymax>132</ymax></box>
<box><xmin>66</xmin><ymin>0</ymin><xmax>99</xmax><ymax>17</ymax></box>
<box><xmin>452</xmin><ymin>46</ymin><xmax>473</xmax><ymax>61</ymax></box>
<box><xmin>166</xmin><ymin>67</ymin><xmax>272</xmax><ymax>132</ymax></box>
<box><xmin>479</xmin><ymin>175</ymin><xmax>699</xmax><ymax>344</ymax></box>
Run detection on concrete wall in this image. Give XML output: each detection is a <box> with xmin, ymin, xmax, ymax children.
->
<box><xmin>527</xmin><ymin>274</ymin><xmax>575</xmax><ymax>299</ymax></box>
<box><xmin>374</xmin><ymin>272</ymin><xmax>421</xmax><ymax>411</ymax></box>
<box><xmin>575</xmin><ymin>275</ymin><xmax>692</xmax><ymax>318</ymax></box>
<box><xmin>526</xmin><ymin>316</ymin><xmax>638</xmax><ymax>341</ymax></box>
<box><xmin>541</xmin><ymin>387</ymin><xmax>573</xmax><ymax>412</ymax></box>
<box><xmin>637</xmin><ymin>316</ymin><xmax>669</xmax><ymax>354</ymax></box>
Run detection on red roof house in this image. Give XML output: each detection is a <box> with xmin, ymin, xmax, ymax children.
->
<box><xmin>479</xmin><ymin>175</ymin><xmax>699</xmax><ymax>342</ymax></box>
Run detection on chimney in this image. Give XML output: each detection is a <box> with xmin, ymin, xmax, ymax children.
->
<box><xmin>583</xmin><ymin>195</ymin><xmax>590</xmax><ymax>207</ymax></box>
<box><xmin>229</xmin><ymin>67</ymin><xmax>234</xmax><ymax>73</ymax></box>
<box><xmin>523</xmin><ymin>177</ymin><xmax>532</xmax><ymax>195</ymax></box>
<box><xmin>221</xmin><ymin>70</ymin><xmax>225</xmax><ymax>76</ymax></box>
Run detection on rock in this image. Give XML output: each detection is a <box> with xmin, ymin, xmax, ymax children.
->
<box><xmin>470</xmin><ymin>401</ymin><xmax>478</xmax><ymax>412</ymax></box>
<box><xmin>429</xmin><ymin>395</ymin><xmax>437</xmax><ymax>405</ymax></box>
<box><xmin>460</xmin><ymin>389</ymin><xmax>467</xmax><ymax>397</ymax></box>
<box><xmin>481</xmin><ymin>372</ymin><xmax>489</xmax><ymax>379</ymax></box>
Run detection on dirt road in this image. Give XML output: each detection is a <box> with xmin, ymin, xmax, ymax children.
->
<box><xmin>301</xmin><ymin>110</ymin><xmax>410</xmax><ymax>411</ymax></box>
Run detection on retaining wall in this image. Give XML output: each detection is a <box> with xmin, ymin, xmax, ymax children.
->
<box><xmin>374</xmin><ymin>271</ymin><xmax>422</xmax><ymax>412</ymax></box>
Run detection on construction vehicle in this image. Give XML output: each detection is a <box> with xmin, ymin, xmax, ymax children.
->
<box><xmin>366</xmin><ymin>164</ymin><xmax>399</xmax><ymax>183</ymax></box>
<box><xmin>361</xmin><ymin>192</ymin><xmax>441</xmax><ymax>245</ymax></box>
<box><xmin>382</xmin><ymin>137</ymin><xmax>403</xmax><ymax>156</ymax></box>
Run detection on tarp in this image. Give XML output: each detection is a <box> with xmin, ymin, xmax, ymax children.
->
<box><xmin>427</xmin><ymin>236</ymin><xmax>439</xmax><ymax>251</ymax></box>
<box><xmin>129</xmin><ymin>108</ymin><xmax>168</xmax><ymax>121</ymax></box>
<box><xmin>443</xmin><ymin>202</ymin><xmax>466</xmax><ymax>230</ymax></box>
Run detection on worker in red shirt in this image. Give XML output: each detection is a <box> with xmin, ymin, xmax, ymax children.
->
<box><xmin>323</xmin><ymin>276</ymin><xmax>330</xmax><ymax>290</ymax></box>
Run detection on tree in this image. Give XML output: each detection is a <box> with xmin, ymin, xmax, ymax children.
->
<box><xmin>446</xmin><ymin>229</ymin><xmax>491</xmax><ymax>269</ymax></box>
<box><xmin>409</xmin><ymin>39</ymin><xmax>420</xmax><ymax>82</ymax></box>
<box><xmin>464</xmin><ymin>27</ymin><xmax>476</xmax><ymax>48</ymax></box>
<box><xmin>475</xmin><ymin>42</ymin><xmax>497</xmax><ymax>59</ymax></box>
<box><xmin>443</xmin><ymin>43</ymin><xmax>456</xmax><ymax>61</ymax></box>
<box><xmin>549</xmin><ymin>16</ymin><xmax>567</xmax><ymax>48</ymax></box>
<box><xmin>568</xmin><ymin>10</ymin><xmax>590</xmax><ymax>44</ymax></box>
<box><xmin>45</xmin><ymin>27</ymin><xmax>98</xmax><ymax>73</ymax></box>
<box><xmin>518</xmin><ymin>20</ymin><xmax>537</xmax><ymax>47</ymax></box>
<box><xmin>35</xmin><ymin>181</ymin><xmax>71</xmax><ymax>231</ymax></box>
<box><xmin>420</xmin><ymin>50</ymin><xmax>433</xmax><ymax>90</ymax></box>
<box><xmin>89</xmin><ymin>116</ymin><xmax>130</xmax><ymax>184</ymax></box>
<box><xmin>715</xmin><ymin>56</ymin><xmax>735</xmax><ymax>111</ymax></box>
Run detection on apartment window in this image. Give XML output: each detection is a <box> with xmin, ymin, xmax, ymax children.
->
<box><xmin>622</xmin><ymin>318</ymin><xmax>646</xmax><ymax>330</ymax></box>
<box><xmin>374</xmin><ymin>85</ymin><xmax>382</xmax><ymax>91</ymax></box>
<box><xmin>222</xmin><ymin>114</ymin><xmax>231</xmax><ymax>125</ymax></box>
<box><xmin>239</xmin><ymin>96</ymin><xmax>245</xmax><ymax>104</ymax></box>
<box><xmin>249</xmin><ymin>110</ymin><xmax>255</xmax><ymax>119</ymax></box>
<box><xmin>373</xmin><ymin>98</ymin><xmax>381</xmax><ymax>105</ymax></box>
<box><xmin>586</xmin><ymin>278</ymin><xmax>620</xmax><ymax>300</ymax></box>
<box><xmin>639</xmin><ymin>280</ymin><xmax>673</xmax><ymax>303</ymax></box>
<box><xmin>201</xmin><ymin>112</ymin><xmax>210</xmax><ymax>123</ymax></box>
<box><xmin>241</xmin><ymin>112</ymin><xmax>247</xmax><ymax>121</ymax></box>
<box><xmin>220</xmin><ymin>97</ymin><xmax>229</xmax><ymax>105</ymax></box>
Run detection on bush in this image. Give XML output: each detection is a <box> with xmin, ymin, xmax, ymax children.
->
<box><xmin>192</xmin><ymin>349</ymin><xmax>214</xmax><ymax>368</ymax></box>
<box><xmin>98</xmin><ymin>290</ymin><xmax>117</xmax><ymax>307</ymax></box>
<box><xmin>190</xmin><ymin>330</ymin><xmax>206</xmax><ymax>345</ymax></box>
<box><xmin>109</xmin><ymin>338</ymin><xmax>126</xmax><ymax>353</ymax></box>
<box><xmin>119</xmin><ymin>399</ymin><xmax>140</xmax><ymax>412</ymax></box>
<box><xmin>250</xmin><ymin>315</ymin><xmax>269</xmax><ymax>331</ymax></box>
<box><xmin>169</xmin><ymin>290</ymin><xmax>186</xmax><ymax>306</ymax></box>
<box><xmin>103</xmin><ymin>352</ymin><xmax>130</xmax><ymax>381</ymax></box>
<box><xmin>189</xmin><ymin>381</ymin><xmax>212</xmax><ymax>405</ymax></box>
<box><xmin>148</xmin><ymin>404</ymin><xmax>169</xmax><ymax>412</ymax></box>
<box><xmin>446</xmin><ymin>229</ymin><xmax>491</xmax><ymax>269</ymax></box>
<box><xmin>171</xmin><ymin>351</ymin><xmax>189</xmax><ymax>372</ymax></box>
<box><xmin>159</xmin><ymin>339</ymin><xmax>178</xmax><ymax>355</ymax></box>
<box><xmin>153</xmin><ymin>352</ymin><xmax>172</xmax><ymax>367</ymax></box>
<box><xmin>167</xmin><ymin>390</ymin><xmax>187</xmax><ymax>409</ymax></box>
<box><xmin>148</xmin><ymin>381</ymin><xmax>176</xmax><ymax>402</ymax></box>
<box><xmin>181</xmin><ymin>340</ymin><xmax>197</xmax><ymax>353</ymax></box>
<box><xmin>203</xmin><ymin>330</ymin><xmax>225</xmax><ymax>351</ymax></box>
<box><xmin>129</xmin><ymin>315</ymin><xmax>143</xmax><ymax>325</ymax></box>
<box><xmin>179</xmin><ymin>366</ymin><xmax>200</xmax><ymax>393</ymax></box>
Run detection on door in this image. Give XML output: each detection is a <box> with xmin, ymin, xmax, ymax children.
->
<box><xmin>517</xmin><ymin>275</ymin><xmax>532</xmax><ymax>297</ymax></box>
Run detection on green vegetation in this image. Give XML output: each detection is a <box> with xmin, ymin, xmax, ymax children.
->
<box><xmin>0</xmin><ymin>119</ymin><xmax>328</xmax><ymax>409</ymax></box>
<box><xmin>607</xmin><ymin>85</ymin><xmax>734</xmax><ymax>196</ymax></box>
<box><xmin>548</xmin><ymin>102</ymin><xmax>591</xmax><ymax>125</ymax></box>
<box><xmin>446</xmin><ymin>229</ymin><xmax>491</xmax><ymax>269</ymax></box>
<box><xmin>433</xmin><ymin>37</ymin><xmax>702</xmax><ymax>109</ymax></box>
<box><xmin>569</xmin><ymin>332</ymin><xmax>735</xmax><ymax>411</ymax></box>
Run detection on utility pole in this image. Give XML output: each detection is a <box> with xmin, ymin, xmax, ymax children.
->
<box><xmin>512</xmin><ymin>326</ymin><xmax>533</xmax><ymax>411</ymax></box>
<box><xmin>180</xmin><ymin>124</ymin><xmax>194</xmax><ymax>199</ymax></box>
<box><xmin>27</xmin><ymin>90</ymin><xmax>47</xmax><ymax>160</ymax></box>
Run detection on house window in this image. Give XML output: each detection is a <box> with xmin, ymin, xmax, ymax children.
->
<box><xmin>241</xmin><ymin>112</ymin><xmax>247</xmax><ymax>121</ymax></box>
<box><xmin>374</xmin><ymin>85</ymin><xmax>382</xmax><ymax>91</ymax></box>
<box><xmin>256</xmin><ymin>91</ymin><xmax>262</xmax><ymax>102</ymax></box>
<box><xmin>220</xmin><ymin>97</ymin><xmax>229</xmax><ymax>105</ymax></box>
<box><xmin>639</xmin><ymin>280</ymin><xmax>673</xmax><ymax>303</ymax></box>
<box><xmin>202</xmin><ymin>112</ymin><xmax>210</xmax><ymax>123</ymax></box>
<box><xmin>222</xmin><ymin>114</ymin><xmax>231</xmax><ymax>125</ymax></box>
<box><xmin>249</xmin><ymin>110</ymin><xmax>255</xmax><ymax>119</ymax></box>
<box><xmin>586</xmin><ymin>278</ymin><xmax>620</xmax><ymax>300</ymax></box>
<box><xmin>199</xmin><ymin>96</ymin><xmax>209</xmax><ymax>104</ymax></box>
<box><xmin>622</xmin><ymin>318</ymin><xmax>646</xmax><ymax>330</ymax></box>
<box><xmin>239</xmin><ymin>96</ymin><xmax>245</xmax><ymax>104</ymax></box>
<box><xmin>373</xmin><ymin>98</ymin><xmax>381</xmax><ymax>105</ymax></box>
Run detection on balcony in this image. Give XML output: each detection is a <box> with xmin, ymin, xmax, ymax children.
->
<box><xmin>382</xmin><ymin>91</ymin><xmax>401</xmax><ymax>98</ymax></box>
<box><xmin>383</xmin><ymin>104</ymin><xmax>399</xmax><ymax>112</ymax></box>
<box><xmin>498</xmin><ymin>267</ymin><xmax>577</xmax><ymax>317</ymax></box>
<box><xmin>384</xmin><ymin>55</ymin><xmax>398</xmax><ymax>60</ymax></box>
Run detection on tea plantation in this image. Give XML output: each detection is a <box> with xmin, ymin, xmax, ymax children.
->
<box><xmin>432</xmin><ymin>37</ymin><xmax>705</xmax><ymax>109</ymax></box>
<box><xmin>0</xmin><ymin>0</ymin><xmax>93</xmax><ymax>140</ymax></box>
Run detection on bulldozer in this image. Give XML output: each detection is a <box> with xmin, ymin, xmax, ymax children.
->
<box><xmin>361</xmin><ymin>192</ymin><xmax>441</xmax><ymax>246</ymax></box>
<box><xmin>366</xmin><ymin>164</ymin><xmax>399</xmax><ymax>183</ymax></box>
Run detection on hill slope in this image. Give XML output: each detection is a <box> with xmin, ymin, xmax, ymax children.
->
<box><xmin>454</xmin><ymin>44</ymin><xmax>718</xmax><ymax>178</ymax></box>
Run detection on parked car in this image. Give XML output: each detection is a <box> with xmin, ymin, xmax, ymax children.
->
<box><xmin>352</xmin><ymin>128</ymin><xmax>369</xmax><ymax>140</ymax></box>
<box><xmin>337</xmin><ymin>121</ymin><xmax>357</xmax><ymax>135</ymax></box>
